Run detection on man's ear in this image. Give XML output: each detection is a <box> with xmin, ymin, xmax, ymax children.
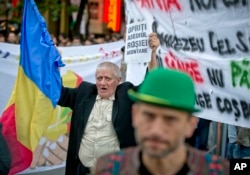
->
<box><xmin>185</xmin><ymin>116</ymin><xmax>198</xmax><ymax>138</ymax></box>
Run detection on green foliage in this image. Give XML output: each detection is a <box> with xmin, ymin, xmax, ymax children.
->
<box><xmin>8</xmin><ymin>0</ymin><xmax>78</xmax><ymax>23</ymax></box>
<box><xmin>36</xmin><ymin>0</ymin><xmax>62</xmax><ymax>22</ymax></box>
<box><xmin>0</xmin><ymin>0</ymin><xmax>80</xmax><ymax>33</ymax></box>
<box><xmin>0</xmin><ymin>0</ymin><xmax>6</xmax><ymax>17</ymax></box>
<box><xmin>67</xmin><ymin>4</ymin><xmax>79</xmax><ymax>14</ymax></box>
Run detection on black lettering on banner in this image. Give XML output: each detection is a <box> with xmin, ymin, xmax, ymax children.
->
<box><xmin>190</xmin><ymin>0</ymin><xmax>248</xmax><ymax>11</ymax></box>
<box><xmin>196</xmin><ymin>92</ymin><xmax>212</xmax><ymax>109</ymax></box>
<box><xmin>173</xmin><ymin>37</ymin><xmax>183</xmax><ymax>51</ymax></box>
<box><xmin>189</xmin><ymin>0</ymin><xmax>217</xmax><ymax>11</ymax></box>
<box><xmin>157</xmin><ymin>33</ymin><xmax>205</xmax><ymax>52</ymax></box>
<box><xmin>0</xmin><ymin>50</ymin><xmax>10</xmax><ymax>59</ymax></box>
<box><xmin>209</xmin><ymin>31</ymin><xmax>236</xmax><ymax>55</ymax></box>
<box><xmin>236</xmin><ymin>31</ymin><xmax>249</xmax><ymax>53</ymax></box>
<box><xmin>223</xmin><ymin>0</ymin><xmax>248</xmax><ymax>8</ymax></box>
<box><xmin>216</xmin><ymin>97</ymin><xmax>239</xmax><ymax>121</ymax></box>
<box><xmin>189</xmin><ymin>37</ymin><xmax>201</xmax><ymax>51</ymax></box>
<box><xmin>206</xmin><ymin>68</ymin><xmax>224</xmax><ymax>87</ymax></box>
<box><xmin>151</xmin><ymin>20</ymin><xmax>204</xmax><ymax>53</ymax></box>
<box><xmin>216</xmin><ymin>97</ymin><xmax>250</xmax><ymax>121</ymax></box>
<box><xmin>240</xmin><ymin>100</ymin><xmax>250</xmax><ymax>120</ymax></box>
<box><xmin>182</xmin><ymin>38</ymin><xmax>189</xmax><ymax>51</ymax></box>
<box><xmin>232</xmin><ymin>99</ymin><xmax>241</xmax><ymax>118</ymax></box>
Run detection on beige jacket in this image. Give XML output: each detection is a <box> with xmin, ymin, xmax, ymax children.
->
<box><xmin>237</xmin><ymin>127</ymin><xmax>250</xmax><ymax>147</ymax></box>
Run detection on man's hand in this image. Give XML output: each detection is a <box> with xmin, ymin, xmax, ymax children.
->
<box><xmin>30</xmin><ymin>134</ymin><xmax>69</xmax><ymax>169</ymax></box>
<box><xmin>149</xmin><ymin>33</ymin><xmax>160</xmax><ymax>53</ymax></box>
<box><xmin>148</xmin><ymin>33</ymin><xmax>160</xmax><ymax>70</ymax></box>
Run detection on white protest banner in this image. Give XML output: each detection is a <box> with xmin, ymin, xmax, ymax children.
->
<box><xmin>125</xmin><ymin>0</ymin><xmax>250</xmax><ymax>128</ymax></box>
<box><xmin>124</xmin><ymin>20</ymin><xmax>151</xmax><ymax>63</ymax></box>
<box><xmin>0</xmin><ymin>41</ymin><xmax>123</xmax><ymax>174</ymax></box>
<box><xmin>0</xmin><ymin>41</ymin><xmax>124</xmax><ymax>114</ymax></box>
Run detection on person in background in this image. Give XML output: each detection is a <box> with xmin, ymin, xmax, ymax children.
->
<box><xmin>195</xmin><ymin>118</ymin><xmax>211</xmax><ymax>151</ymax></box>
<box><xmin>227</xmin><ymin>124</ymin><xmax>237</xmax><ymax>159</ymax></box>
<box><xmin>71</xmin><ymin>35</ymin><xmax>82</xmax><ymax>46</ymax></box>
<box><xmin>51</xmin><ymin>34</ymin><xmax>58</xmax><ymax>46</ymax></box>
<box><xmin>87</xmin><ymin>33</ymin><xmax>95</xmax><ymax>41</ymax></box>
<box><xmin>7</xmin><ymin>31</ymin><xmax>18</xmax><ymax>44</ymax></box>
<box><xmin>111</xmin><ymin>33</ymin><xmax>122</xmax><ymax>42</ymax></box>
<box><xmin>233</xmin><ymin>126</ymin><xmax>250</xmax><ymax>159</ymax></box>
<box><xmin>94</xmin><ymin>68</ymin><xmax>229</xmax><ymax>175</ymax></box>
<box><xmin>94</xmin><ymin>34</ymin><xmax>105</xmax><ymax>44</ymax></box>
<box><xmin>0</xmin><ymin>123</ymin><xmax>11</xmax><ymax>175</ymax></box>
<box><xmin>58</xmin><ymin>33</ymin><xmax>71</xmax><ymax>46</ymax></box>
<box><xmin>83</xmin><ymin>39</ymin><xmax>94</xmax><ymax>46</ymax></box>
<box><xmin>0</xmin><ymin>33</ymin><xmax>5</xmax><ymax>42</ymax></box>
<box><xmin>57</xmin><ymin>33</ymin><xmax>160</xmax><ymax>175</ymax></box>
<box><xmin>104</xmin><ymin>33</ymin><xmax>111</xmax><ymax>43</ymax></box>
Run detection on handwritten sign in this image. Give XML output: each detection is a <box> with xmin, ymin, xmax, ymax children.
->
<box><xmin>124</xmin><ymin>20</ymin><xmax>151</xmax><ymax>63</ymax></box>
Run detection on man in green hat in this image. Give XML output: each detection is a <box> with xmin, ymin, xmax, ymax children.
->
<box><xmin>94</xmin><ymin>68</ymin><xmax>229</xmax><ymax>175</ymax></box>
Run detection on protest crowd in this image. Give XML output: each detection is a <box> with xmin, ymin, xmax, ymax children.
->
<box><xmin>1</xmin><ymin>0</ymin><xmax>250</xmax><ymax>175</ymax></box>
<box><xmin>0</xmin><ymin>29</ymin><xmax>124</xmax><ymax>46</ymax></box>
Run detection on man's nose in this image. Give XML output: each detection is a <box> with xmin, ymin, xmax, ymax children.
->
<box><xmin>150</xmin><ymin>118</ymin><xmax>166</xmax><ymax>135</ymax></box>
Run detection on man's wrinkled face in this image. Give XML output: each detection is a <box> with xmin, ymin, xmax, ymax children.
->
<box><xmin>132</xmin><ymin>103</ymin><xmax>197</xmax><ymax>158</ymax></box>
<box><xmin>96</xmin><ymin>68</ymin><xmax>121</xmax><ymax>99</ymax></box>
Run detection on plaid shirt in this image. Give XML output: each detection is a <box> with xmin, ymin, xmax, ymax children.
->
<box><xmin>94</xmin><ymin>146</ymin><xmax>229</xmax><ymax>175</ymax></box>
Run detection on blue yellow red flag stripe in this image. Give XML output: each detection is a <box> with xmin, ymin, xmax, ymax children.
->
<box><xmin>0</xmin><ymin>0</ymin><xmax>64</xmax><ymax>174</ymax></box>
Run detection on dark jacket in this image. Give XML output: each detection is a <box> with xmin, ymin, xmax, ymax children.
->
<box><xmin>58</xmin><ymin>81</ymin><xmax>138</xmax><ymax>175</ymax></box>
<box><xmin>95</xmin><ymin>146</ymin><xmax>230</xmax><ymax>175</ymax></box>
<box><xmin>0</xmin><ymin>123</ymin><xmax>11</xmax><ymax>175</ymax></box>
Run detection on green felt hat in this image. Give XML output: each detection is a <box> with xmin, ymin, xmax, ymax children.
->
<box><xmin>128</xmin><ymin>68</ymin><xmax>200</xmax><ymax>113</ymax></box>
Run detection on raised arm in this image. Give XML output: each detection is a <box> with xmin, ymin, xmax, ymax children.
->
<box><xmin>148</xmin><ymin>32</ymin><xmax>160</xmax><ymax>71</ymax></box>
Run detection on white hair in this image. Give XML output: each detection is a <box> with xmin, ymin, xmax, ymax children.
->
<box><xmin>96</xmin><ymin>62</ymin><xmax>121</xmax><ymax>78</ymax></box>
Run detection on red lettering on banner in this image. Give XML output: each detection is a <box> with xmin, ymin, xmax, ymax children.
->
<box><xmin>111</xmin><ymin>51</ymin><xmax>119</xmax><ymax>57</ymax></box>
<box><xmin>99</xmin><ymin>47</ymin><xmax>109</xmax><ymax>58</ymax></box>
<box><xmin>164</xmin><ymin>51</ymin><xmax>204</xmax><ymax>83</ymax></box>
<box><xmin>137</xmin><ymin>0</ymin><xmax>181</xmax><ymax>12</ymax></box>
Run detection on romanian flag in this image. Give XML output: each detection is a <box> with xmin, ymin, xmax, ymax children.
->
<box><xmin>0</xmin><ymin>0</ymin><xmax>64</xmax><ymax>174</ymax></box>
